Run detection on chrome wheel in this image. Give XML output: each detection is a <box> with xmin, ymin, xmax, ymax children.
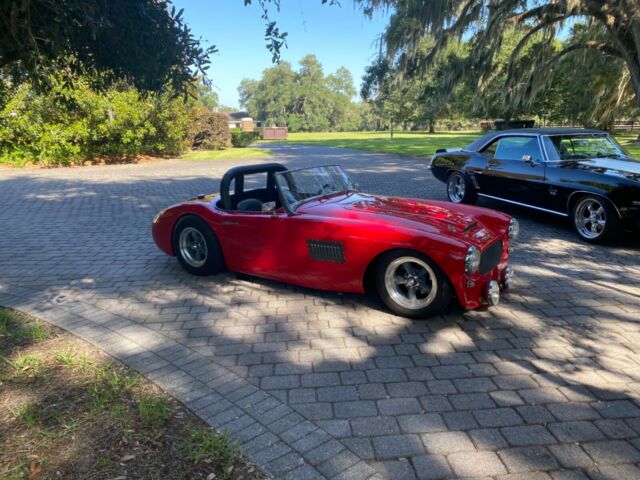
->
<box><xmin>574</xmin><ymin>198</ymin><xmax>606</xmax><ymax>239</ymax></box>
<box><xmin>447</xmin><ymin>174</ymin><xmax>466</xmax><ymax>203</ymax></box>
<box><xmin>384</xmin><ymin>256</ymin><xmax>438</xmax><ymax>310</ymax></box>
<box><xmin>179</xmin><ymin>227</ymin><xmax>208</xmax><ymax>267</ymax></box>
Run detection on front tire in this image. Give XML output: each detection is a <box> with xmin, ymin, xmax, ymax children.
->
<box><xmin>375</xmin><ymin>250</ymin><xmax>452</xmax><ymax>319</ymax></box>
<box><xmin>447</xmin><ymin>171</ymin><xmax>477</xmax><ymax>204</ymax></box>
<box><xmin>173</xmin><ymin>216</ymin><xmax>225</xmax><ymax>275</ymax></box>
<box><xmin>571</xmin><ymin>196</ymin><xmax>621</xmax><ymax>244</ymax></box>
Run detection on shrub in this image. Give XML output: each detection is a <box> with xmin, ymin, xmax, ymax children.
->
<box><xmin>188</xmin><ymin>108</ymin><xmax>230</xmax><ymax>150</ymax></box>
<box><xmin>230</xmin><ymin>128</ymin><xmax>261</xmax><ymax>148</ymax></box>
<box><xmin>0</xmin><ymin>76</ymin><xmax>191</xmax><ymax>166</ymax></box>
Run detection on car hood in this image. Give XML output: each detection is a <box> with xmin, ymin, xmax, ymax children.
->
<box><xmin>561</xmin><ymin>157</ymin><xmax>640</xmax><ymax>182</ymax></box>
<box><xmin>299</xmin><ymin>193</ymin><xmax>501</xmax><ymax>247</ymax></box>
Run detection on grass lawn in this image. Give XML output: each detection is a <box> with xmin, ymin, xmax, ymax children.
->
<box><xmin>284</xmin><ymin>131</ymin><xmax>479</xmax><ymax>157</ymax></box>
<box><xmin>0</xmin><ymin>307</ymin><xmax>264</xmax><ymax>480</ymax></box>
<box><xmin>283</xmin><ymin>130</ymin><xmax>640</xmax><ymax>158</ymax></box>
<box><xmin>612</xmin><ymin>131</ymin><xmax>640</xmax><ymax>158</ymax></box>
<box><xmin>182</xmin><ymin>147</ymin><xmax>270</xmax><ymax>161</ymax></box>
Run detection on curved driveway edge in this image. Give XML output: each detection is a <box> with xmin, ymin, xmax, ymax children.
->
<box><xmin>0</xmin><ymin>286</ymin><xmax>380</xmax><ymax>480</ymax></box>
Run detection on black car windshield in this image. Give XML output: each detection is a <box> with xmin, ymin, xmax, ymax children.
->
<box><xmin>275</xmin><ymin>165</ymin><xmax>355</xmax><ymax>211</ymax></box>
<box><xmin>544</xmin><ymin>134</ymin><xmax>633</xmax><ymax>160</ymax></box>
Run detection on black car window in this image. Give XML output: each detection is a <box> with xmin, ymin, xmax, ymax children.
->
<box><xmin>481</xmin><ymin>140</ymin><xmax>499</xmax><ymax>159</ymax></box>
<box><xmin>542</xmin><ymin>136</ymin><xmax>560</xmax><ymax>161</ymax></box>
<box><xmin>546</xmin><ymin>135</ymin><xmax>631</xmax><ymax>160</ymax></box>
<box><xmin>494</xmin><ymin>136</ymin><xmax>543</xmax><ymax>162</ymax></box>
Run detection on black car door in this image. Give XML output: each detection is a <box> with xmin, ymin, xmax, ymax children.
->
<box><xmin>476</xmin><ymin>135</ymin><xmax>549</xmax><ymax>207</ymax></box>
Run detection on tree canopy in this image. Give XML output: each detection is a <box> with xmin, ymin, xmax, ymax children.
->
<box><xmin>0</xmin><ymin>0</ymin><xmax>217</xmax><ymax>95</ymax></box>
<box><xmin>239</xmin><ymin>55</ymin><xmax>362</xmax><ymax>131</ymax></box>
<box><xmin>356</xmin><ymin>0</ymin><xmax>640</xmax><ymax>114</ymax></box>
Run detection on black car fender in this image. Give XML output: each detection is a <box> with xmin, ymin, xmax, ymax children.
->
<box><xmin>430</xmin><ymin>151</ymin><xmax>476</xmax><ymax>183</ymax></box>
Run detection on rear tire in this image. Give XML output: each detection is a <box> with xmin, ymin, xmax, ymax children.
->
<box><xmin>571</xmin><ymin>195</ymin><xmax>621</xmax><ymax>244</ymax></box>
<box><xmin>375</xmin><ymin>250</ymin><xmax>452</xmax><ymax>319</ymax></box>
<box><xmin>173</xmin><ymin>216</ymin><xmax>225</xmax><ymax>275</ymax></box>
<box><xmin>447</xmin><ymin>171</ymin><xmax>477</xmax><ymax>204</ymax></box>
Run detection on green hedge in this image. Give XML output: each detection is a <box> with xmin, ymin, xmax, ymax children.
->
<box><xmin>0</xmin><ymin>78</ymin><xmax>191</xmax><ymax>166</ymax></box>
<box><xmin>230</xmin><ymin>128</ymin><xmax>261</xmax><ymax>148</ymax></box>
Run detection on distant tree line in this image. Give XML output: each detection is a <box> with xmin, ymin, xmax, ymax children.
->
<box><xmin>238</xmin><ymin>55</ymin><xmax>369</xmax><ymax>132</ymax></box>
<box><xmin>360</xmin><ymin>25</ymin><xmax>639</xmax><ymax>132</ymax></box>
<box><xmin>238</xmin><ymin>32</ymin><xmax>638</xmax><ymax>134</ymax></box>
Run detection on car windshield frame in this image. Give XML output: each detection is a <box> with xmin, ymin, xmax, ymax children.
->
<box><xmin>543</xmin><ymin>133</ymin><xmax>634</xmax><ymax>161</ymax></box>
<box><xmin>275</xmin><ymin>165</ymin><xmax>356</xmax><ymax>213</ymax></box>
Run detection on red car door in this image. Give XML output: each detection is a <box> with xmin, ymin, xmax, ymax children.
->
<box><xmin>274</xmin><ymin>213</ymin><xmax>368</xmax><ymax>293</ymax></box>
<box><xmin>217</xmin><ymin>210</ymin><xmax>285</xmax><ymax>277</ymax></box>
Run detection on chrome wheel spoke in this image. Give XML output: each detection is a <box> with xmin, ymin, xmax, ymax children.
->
<box><xmin>394</xmin><ymin>275</ymin><xmax>407</xmax><ymax>286</ymax></box>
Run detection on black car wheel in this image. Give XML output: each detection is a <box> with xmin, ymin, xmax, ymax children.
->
<box><xmin>447</xmin><ymin>172</ymin><xmax>477</xmax><ymax>204</ymax></box>
<box><xmin>571</xmin><ymin>196</ymin><xmax>621</xmax><ymax>244</ymax></box>
<box><xmin>173</xmin><ymin>215</ymin><xmax>225</xmax><ymax>275</ymax></box>
<box><xmin>375</xmin><ymin>250</ymin><xmax>452</xmax><ymax>319</ymax></box>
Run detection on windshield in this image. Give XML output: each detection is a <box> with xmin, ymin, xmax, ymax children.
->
<box><xmin>275</xmin><ymin>165</ymin><xmax>355</xmax><ymax>211</ymax></box>
<box><xmin>544</xmin><ymin>134</ymin><xmax>633</xmax><ymax>160</ymax></box>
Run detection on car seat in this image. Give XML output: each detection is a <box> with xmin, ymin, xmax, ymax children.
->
<box><xmin>237</xmin><ymin>198</ymin><xmax>264</xmax><ymax>212</ymax></box>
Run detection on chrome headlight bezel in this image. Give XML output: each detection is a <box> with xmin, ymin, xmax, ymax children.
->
<box><xmin>508</xmin><ymin>217</ymin><xmax>520</xmax><ymax>241</ymax></box>
<box><xmin>465</xmin><ymin>246</ymin><xmax>481</xmax><ymax>274</ymax></box>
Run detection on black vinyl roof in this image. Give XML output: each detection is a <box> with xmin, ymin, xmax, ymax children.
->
<box><xmin>467</xmin><ymin>127</ymin><xmax>607</xmax><ymax>151</ymax></box>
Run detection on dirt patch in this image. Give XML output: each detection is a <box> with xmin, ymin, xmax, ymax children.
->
<box><xmin>0</xmin><ymin>307</ymin><xmax>267</xmax><ymax>480</ymax></box>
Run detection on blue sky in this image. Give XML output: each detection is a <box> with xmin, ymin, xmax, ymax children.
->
<box><xmin>173</xmin><ymin>1</ymin><xmax>392</xmax><ymax>109</ymax></box>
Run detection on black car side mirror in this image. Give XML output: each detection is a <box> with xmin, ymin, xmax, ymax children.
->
<box><xmin>522</xmin><ymin>154</ymin><xmax>541</xmax><ymax>166</ymax></box>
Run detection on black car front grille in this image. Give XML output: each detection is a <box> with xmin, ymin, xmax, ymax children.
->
<box><xmin>479</xmin><ymin>240</ymin><xmax>502</xmax><ymax>275</ymax></box>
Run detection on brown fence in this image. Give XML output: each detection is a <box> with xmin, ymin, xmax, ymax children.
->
<box><xmin>546</xmin><ymin>121</ymin><xmax>640</xmax><ymax>131</ymax></box>
<box><xmin>262</xmin><ymin>127</ymin><xmax>288</xmax><ymax>140</ymax></box>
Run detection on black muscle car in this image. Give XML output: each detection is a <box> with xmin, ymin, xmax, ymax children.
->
<box><xmin>430</xmin><ymin>128</ymin><xmax>640</xmax><ymax>243</ymax></box>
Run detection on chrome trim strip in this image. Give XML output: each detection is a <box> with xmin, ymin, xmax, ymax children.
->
<box><xmin>632</xmin><ymin>200</ymin><xmax>640</xmax><ymax>206</ymax></box>
<box><xmin>478</xmin><ymin>193</ymin><xmax>569</xmax><ymax>217</ymax></box>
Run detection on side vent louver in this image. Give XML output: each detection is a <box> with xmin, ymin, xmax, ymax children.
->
<box><xmin>307</xmin><ymin>240</ymin><xmax>345</xmax><ymax>264</ymax></box>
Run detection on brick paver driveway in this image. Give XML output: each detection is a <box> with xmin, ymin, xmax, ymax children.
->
<box><xmin>2</xmin><ymin>143</ymin><xmax>640</xmax><ymax>479</ymax></box>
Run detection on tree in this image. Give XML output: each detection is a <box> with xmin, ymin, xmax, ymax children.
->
<box><xmin>357</xmin><ymin>0</ymin><xmax>640</xmax><ymax>120</ymax></box>
<box><xmin>238</xmin><ymin>55</ymin><xmax>358</xmax><ymax>131</ymax></box>
<box><xmin>0</xmin><ymin>0</ymin><xmax>216</xmax><ymax>95</ymax></box>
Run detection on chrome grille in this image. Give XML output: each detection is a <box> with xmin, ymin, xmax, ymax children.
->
<box><xmin>479</xmin><ymin>240</ymin><xmax>502</xmax><ymax>275</ymax></box>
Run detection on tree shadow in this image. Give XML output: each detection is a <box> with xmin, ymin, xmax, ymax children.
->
<box><xmin>1</xmin><ymin>151</ymin><xmax>640</xmax><ymax>479</ymax></box>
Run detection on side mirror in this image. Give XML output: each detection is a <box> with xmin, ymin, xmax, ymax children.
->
<box><xmin>522</xmin><ymin>154</ymin><xmax>540</xmax><ymax>166</ymax></box>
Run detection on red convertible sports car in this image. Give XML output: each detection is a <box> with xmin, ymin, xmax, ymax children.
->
<box><xmin>152</xmin><ymin>163</ymin><xmax>517</xmax><ymax>318</ymax></box>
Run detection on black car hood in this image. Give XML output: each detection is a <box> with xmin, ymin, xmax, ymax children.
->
<box><xmin>561</xmin><ymin>157</ymin><xmax>640</xmax><ymax>182</ymax></box>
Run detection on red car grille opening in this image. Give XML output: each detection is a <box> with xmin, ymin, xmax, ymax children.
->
<box><xmin>479</xmin><ymin>240</ymin><xmax>502</xmax><ymax>275</ymax></box>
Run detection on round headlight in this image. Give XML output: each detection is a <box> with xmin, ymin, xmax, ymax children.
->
<box><xmin>509</xmin><ymin>218</ymin><xmax>520</xmax><ymax>241</ymax></box>
<box><xmin>465</xmin><ymin>246</ymin><xmax>481</xmax><ymax>274</ymax></box>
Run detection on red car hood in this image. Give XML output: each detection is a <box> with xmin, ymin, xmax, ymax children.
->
<box><xmin>298</xmin><ymin>193</ymin><xmax>502</xmax><ymax>248</ymax></box>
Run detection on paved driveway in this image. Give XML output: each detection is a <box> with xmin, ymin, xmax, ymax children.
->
<box><xmin>1</xmin><ymin>144</ymin><xmax>640</xmax><ymax>480</ymax></box>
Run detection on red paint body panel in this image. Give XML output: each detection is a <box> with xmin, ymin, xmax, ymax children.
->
<box><xmin>151</xmin><ymin>192</ymin><xmax>512</xmax><ymax>310</ymax></box>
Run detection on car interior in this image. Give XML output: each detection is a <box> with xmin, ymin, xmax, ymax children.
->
<box><xmin>217</xmin><ymin>163</ymin><xmax>288</xmax><ymax>212</ymax></box>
